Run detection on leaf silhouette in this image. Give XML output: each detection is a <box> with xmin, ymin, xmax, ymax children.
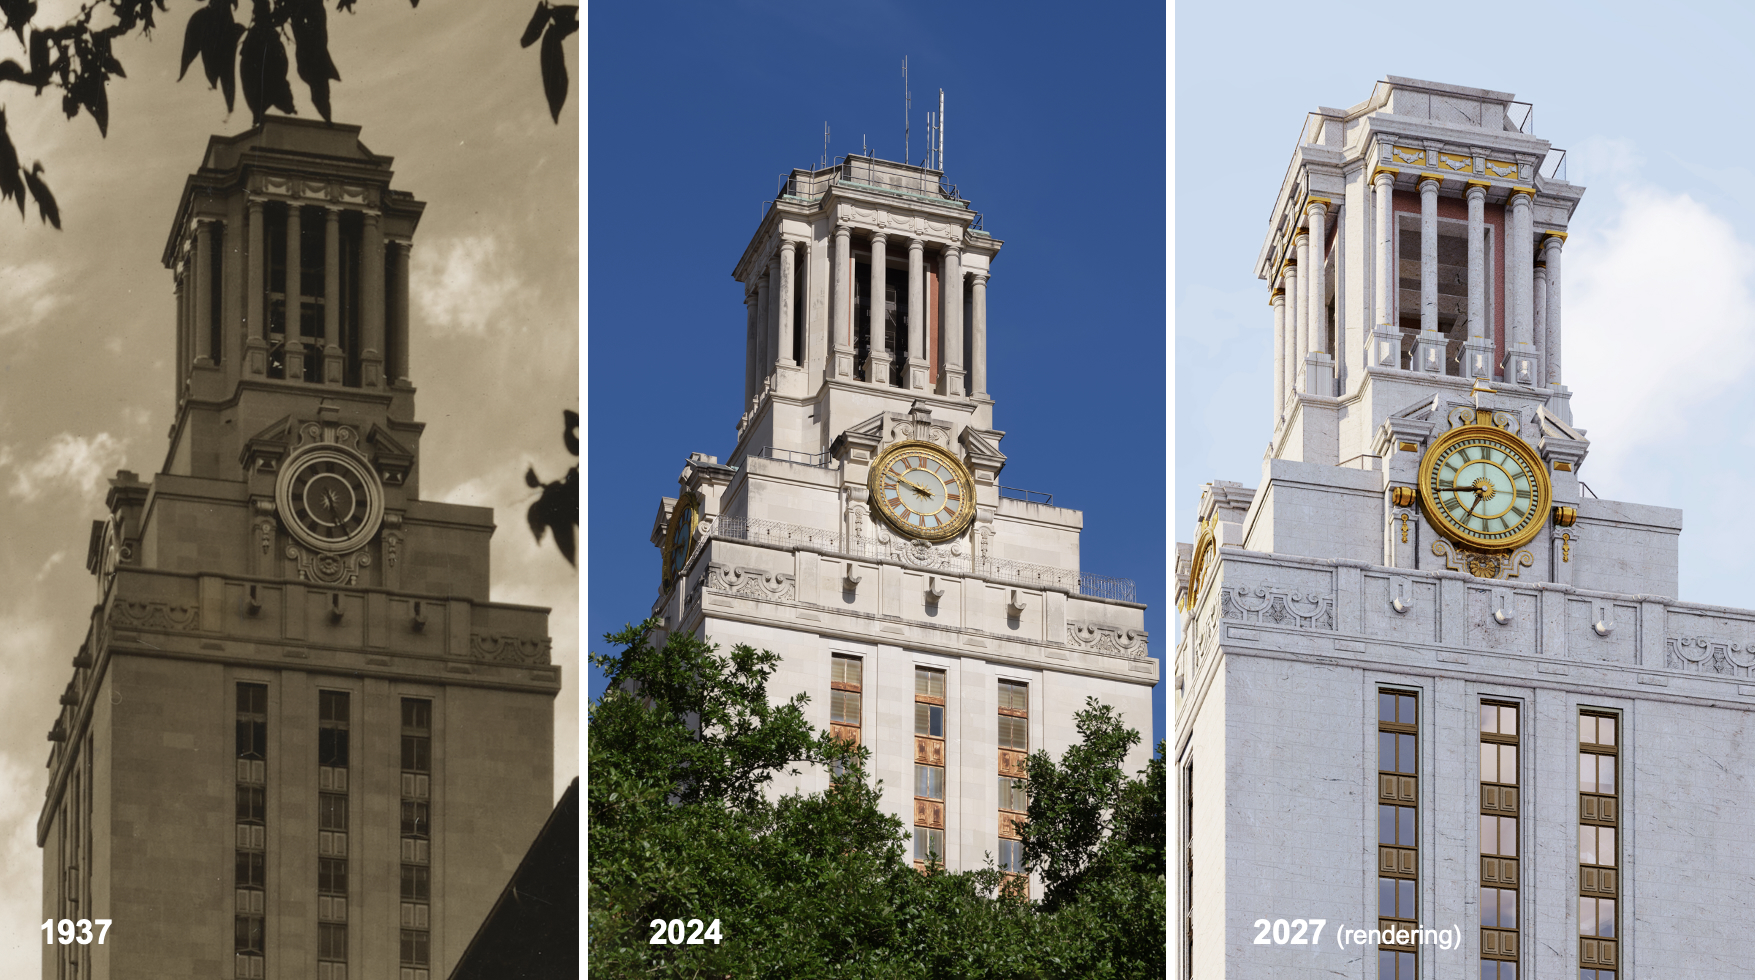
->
<box><xmin>0</xmin><ymin>0</ymin><xmax>34</xmax><ymax>46</ymax></box>
<box><xmin>291</xmin><ymin>0</ymin><xmax>339</xmax><ymax>122</ymax></box>
<box><xmin>94</xmin><ymin>30</ymin><xmax>125</xmax><ymax>78</ymax></box>
<box><xmin>0</xmin><ymin>109</ymin><xmax>23</xmax><ymax>218</ymax></box>
<box><xmin>538</xmin><ymin>10</ymin><xmax>577</xmax><ymax>124</ymax></box>
<box><xmin>240</xmin><ymin>17</ymin><xmax>295</xmax><ymax>125</ymax></box>
<box><xmin>177</xmin><ymin>5</ymin><xmax>206</xmax><ymax>80</ymax></box>
<box><xmin>25</xmin><ymin>162</ymin><xmax>59</xmax><ymax>229</ymax></box>
<box><xmin>519</xmin><ymin>2</ymin><xmax>548</xmax><ymax>48</ymax></box>
<box><xmin>183</xmin><ymin>0</ymin><xmax>245</xmax><ymax>112</ymax></box>
<box><xmin>563</xmin><ymin>408</ymin><xmax>579</xmax><ymax>456</ymax></box>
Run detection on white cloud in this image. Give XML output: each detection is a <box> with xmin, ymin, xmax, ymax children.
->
<box><xmin>0</xmin><ymin>262</ymin><xmax>67</xmax><ymax>336</ymax></box>
<box><xmin>412</xmin><ymin>235</ymin><xmax>524</xmax><ymax>336</ymax></box>
<box><xmin>33</xmin><ymin>551</ymin><xmax>65</xmax><ymax>583</ymax></box>
<box><xmin>3</xmin><ymin>432</ymin><xmax>127</xmax><ymax>503</ymax></box>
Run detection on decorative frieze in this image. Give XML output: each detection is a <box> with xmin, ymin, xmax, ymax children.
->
<box><xmin>1066</xmin><ymin>621</ymin><xmax>1149</xmax><ymax>660</ymax></box>
<box><xmin>468</xmin><ymin>633</ymin><xmax>551</xmax><ymax>666</ymax></box>
<box><xmin>703</xmin><ymin>562</ymin><xmax>796</xmax><ymax>602</ymax></box>
<box><xmin>1664</xmin><ymin>637</ymin><xmax>1755</xmax><ymax>678</ymax></box>
<box><xmin>288</xmin><ymin>545</ymin><xmax>371</xmax><ymax>586</ymax></box>
<box><xmin>1220</xmin><ymin>585</ymin><xmax>1335</xmax><ymax>632</ymax></box>
<box><xmin>109</xmin><ymin>601</ymin><xmax>200</xmax><ymax>632</ymax></box>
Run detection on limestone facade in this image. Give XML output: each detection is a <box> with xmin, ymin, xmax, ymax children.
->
<box><xmin>1177</xmin><ymin>77</ymin><xmax>1747</xmax><ymax>979</ymax></box>
<box><xmin>39</xmin><ymin>119</ymin><xmax>556</xmax><ymax>980</ymax></box>
<box><xmin>651</xmin><ymin>154</ymin><xmax>1156</xmax><ymax>887</ymax></box>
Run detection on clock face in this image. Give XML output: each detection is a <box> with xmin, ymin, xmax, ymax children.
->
<box><xmin>661</xmin><ymin>495</ymin><xmax>698</xmax><ymax>590</ymax></box>
<box><xmin>869</xmin><ymin>441</ymin><xmax>975</xmax><ymax>541</ymax></box>
<box><xmin>276</xmin><ymin>446</ymin><xmax>385</xmax><ymax>554</ymax></box>
<box><xmin>1417</xmin><ymin>425</ymin><xmax>1551</xmax><ymax>551</ymax></box>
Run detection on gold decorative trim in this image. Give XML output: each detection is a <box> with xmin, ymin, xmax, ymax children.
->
<box><xmin>1180</xmin><ymin>519</ymin><xmax>1216</xmax><ymax>613</ymax></box>
<box><xmin>1466</xmin><ymin>179</ymin><xmax>1493</xmax><ymax>191</ymax></box>
<box><xmin>1542</xmin><ymin>230</ymin><xmax>1569</xmax><ymax>242</ymax></box>
<box><xmin>1305</xmin><ymin>197</ymin><xmax>1333</xmax><ymax>209</ymax></box>
<box><xmin>868</xmin><ymin>440</ymin><xmax>976</xmax><ymax>542</ymax></box>
<box><xmin>1431</xmin><ymin>540</ymin><xmax>1534</xmax><ymax>580</ymax></box>
<box><xmin>1438</xmin><ymin>152</ymin><xmax>1473</xmax><ymax>172</ymax></box>
<box><xmin>1391</xmin><ymin>486</ymin><xmax>1417</xmax><ymax>508</ymax></box>
<box><xmin>659</xmin><ymin>492</ymin><xmax>700</xmax><ymax>592</ymax></box>
<box><xmin>1397</xmin><ymin>442</ymin><xmax>1420</xmax><ymax>454</ymax></box>
<box><xmin>1371</xmin><ymin>166</ymin><xmax>1400</xmax><ymax>183</ymax></box>
<box><xmin>1417</xmin><ymin>173</ymin><xmax>1445</xmax><ymax>186</ymax></box>
<box><xmin>1508</xmin><ymin>186</ymin><xmax>1537</xmax><ymax>199</ymax></box>
<box><xmin>1484</xmin><ymin>159</ymin><xmax>1517</xmax><ymax>178</ymax></box>
<box><xmin>1554</xmin><ymin>461</ymin><xmax>1572</xmax><ymax>472</ymax></box>
<box><xmin>1553</xmin><ymin>505</ymin><xmax>1578</xmax><ymax>527</ymax></box>
<box><xmin>1390</xmin><ymin>146</ymin><xmax>1427</xmax><ymax>166</ymax></box>
<box><xmin>1416</xmin><ymin>421</ymin><xmax>1553</xmax><ymax>554</ymax></box>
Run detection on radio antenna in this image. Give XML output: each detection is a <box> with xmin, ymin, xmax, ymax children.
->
<box><xmin>821</xmin><ymin>122</ymin><xmax>829</xmax><ymax>168</ymax></box>
<box><xmin>903</xmin><ymin>56</ymin><xmax>910</xmax><ymax>164</ymax></box>
<box><xmin>937</xmin><ymin>88</ymin><xmax>945</xmax><ymax>172</ymax></box>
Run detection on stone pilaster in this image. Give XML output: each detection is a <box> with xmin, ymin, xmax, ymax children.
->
<box><xmin>1371</xmin><ymin>167</ymin><xmax>1399</xmax><ymax>368</ymax></box>
<box><xmin>361</xmin><ymin>211</ymin><xmax>385</xmax><ymax>388</ymax></box>
<box><xmin>1305</xmin><ymin>198</ymin><xmax>1333</xmax><ymax>394</ymax></box>
<box><xmin>1415</xmin><ymin>175</ymin><xmax>1444</xmax><ymax>373</ymax></box>
<box><xmin>941</xmin><ymin>244</ymin><xmax>964</xmax><ymax>396</ymax></box>
<box><xmin>867</xmin><ymin>232</ymin><xmax>891</xmax><ymax>383</ymax></box>
<box><xmin>907</xmin><ymin>237</ymin><xmax>928</xmax><ymax>390</ymax></box>
<box><xmin>830</xmin><ymin>223</ymin><xmax>855</xmax><ymax>379</ymax></box>
<box><xmin>323</xmin><ymin>208</ymin><xmax>343</xmax><ymax>385</ymax></box>
<box><xmin>1464</xmin><ymin>181</ymin><xmax>1491</xmax><ymax>379</ymax></box>
<box><xmin>1505</xmin><ymin>188</ymin><xmax>1537</xmax><ymax>385</ymax></box>
<box><xmin>1543</xmin><ymin>232</ymin><xmax>1566</xmax><ymax>386</ymax></box>
<box><xmin>970</xmin><ymin>272</ymin><xmax>988</xmax><ymax>397</ymax></box>
<box><xmin>246</xmin><ymin>200</ymin><xmax>267</xmax><ymax>375</ymax></box>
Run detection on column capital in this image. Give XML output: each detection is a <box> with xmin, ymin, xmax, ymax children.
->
<box><xmin>943</xmin><ymin>242</ymin><xmax>961</xmax><ymax>257</ymax></box>
<box><xmin>1305</xmin><ymin>197</ymin><xmax>1331</xmax><ymax>215</ymax></box>
<box><xmin>1418</xmin><ymin>174</ymin><xmax>1442</xmax><ymax>190</ymax></box>
<box><xmin>1465</xmin><ymin>180</ymin><xmax>1490</xmax><ymax>199</ymax></box>
<box><xmin>970</xmin><ymin>271</ymin><xmax>988</xmax><ymax>285</ymax></box>
<box><xmin>1270</xmin><ymin>288</ymin><xmax>1285</xmax><ymax>304</ymax></box>
<box><xmin>1371</xmin><ymin>166</ymin><xmax>1399</xmax><ymax>185</ymax></box>
<box><xmin>834</xmin><ymin>222</ymin><xmax>852</xmax><ymax>236</ymax></box>
<box><xmin>1542</xmin><ymin>230</ymin><xmax>1569</xmax><ymax>245</ymax></box>
<box><xmin>1293</xmin><ymin>231</ymin><xmax>1310</xmax><ymax>246</ymax></box>
<box><xmin>907</xmin><ymin>236</ymin><xmax>925</xmax><ymax>251</ymax></box>
<box><xmin>869</xmin><ymin>229</ymin><xmax>888</xmax><ymax>245</ymax></box>
<box><xmin>1507</xmin><ymin>186</ymin><xmax>1536</xmax><ymax>202</ymax></box>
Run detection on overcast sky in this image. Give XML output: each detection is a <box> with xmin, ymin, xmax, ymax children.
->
<box><xmin>0</xmin><ymin>1</ymin><xmax>576</xmax><ymax>966</ymax></box>
<box><xmin>1175</xmin><ymin>3</ymin><xmax>1755</xmax><ymax>650</ymax></box>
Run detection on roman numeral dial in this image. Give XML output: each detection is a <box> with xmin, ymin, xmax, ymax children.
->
<box><xmin>867</xmin><ymin>441</ymin><xmax>977</xmax><ymax>542</ymax></box>
<box><xmin>1414</xmin><ymin>423</ymin><xmax>1554</xmax><ymax>554</ymax></box>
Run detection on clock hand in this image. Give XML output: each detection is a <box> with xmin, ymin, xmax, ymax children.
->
<box><xmin>898</xmin><ymin>477</ymin><xmax>934</xmax><ymax>496</ymax></box>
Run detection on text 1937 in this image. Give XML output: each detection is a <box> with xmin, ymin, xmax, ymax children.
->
<box><xmin>42</xmin><ymin>919</ymin><xmax>111</xmax><ymax>945</ymax></box>
<box><xmin>649</xmin><ymin>918</ymin><xmax>723</xmax><ymax>945</ymax></box>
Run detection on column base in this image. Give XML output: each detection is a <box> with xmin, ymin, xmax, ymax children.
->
<box><xmin>1414</xmin><ymin>333</ymin><xmax>1446</xmax><ymax>374</ymax></box>
<box><xmin>1462</xmin><ymin>341</ymin><xmax>1493</xmax><ymax>380</ymax></box>
<box><xmin>867</xmin><ymin>351</ymin><xmax>893</xmax><ymax>386</ymax></box>
<box><xmin>939</xmin><ymin>369</ymin><xmax>966</xmax><ymax>398</ymax></box>
<box><xmin>773</xmin><ymin>361</ymin><xmax>808</xmax><ymax>398</ymax></box>
<box><xmin>1370</xmin><ymin>327</ymin><xmax>1400</xmax><ymax>368</ymax></box>
<box><xmin>245</xmin><ymin>337</ymin><xmax>268</xmax><ymax>376</ymax></box>
<box><xmin>1304</xmin><ymin>352</ymin><xmax>1334</xmax><ymax>396</ymax></box>
<box><xmin>831</xmin><ymin>346</ymin><xmax>856</xmax><ymax>380</ymax></box>
<box><xmin>907</xmin><ymin>358</ymin><xmax>930</xmax><ymax>391</ymax></box>
<box><xmin>362</xmin><ymin>353</ymin><xmax>385</xmax><ymax>389</ymax></box>
<box><xmin>1501</xmin><ymin>346</ymin><xmax>1538</xmax><ymax>387</ymax></box>
<box><xmin>324</xmin><ymin>345</ymin><xmax>345</xmax><ymax>386</ymax></box>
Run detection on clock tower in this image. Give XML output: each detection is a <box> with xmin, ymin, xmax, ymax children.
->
<box><xmin>649</xmin><ymin>153</ymin><xmax>1157</xmax><ymax>887</ymax></box>
<box><xmin>1175</xmin><ymin>77</ymin><xmax>1755</xmax><ymax>980</ymax></box>
<box><xmin>39</xmin><ymin>119</ymin><xmax>558</xmax><ymax>980</ymax></box>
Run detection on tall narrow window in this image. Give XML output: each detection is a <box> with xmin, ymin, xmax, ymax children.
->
<box><xmin>853</xmin><ymin>258</ymin><xmax>872</xmax><ymax>382</ymax></box>
<box><xmin>235</xmin><ymin>682</ymin><xmax>267</xmax><ymax>980</ymax></box>
<box><xmin>1184</xmin><ymin>760</ymin><xmax>1194</xmax><ymax>980</ymax></box>
<box><xmin>265</xmin><ymin>206</ymin><xmax>288</xmax><ymax>380</ymax></box>
<box><xmin>1580</xmin><ymin>712</ymin><xmax>1619</xmax><ymax>980</ymax></box>
<box><xmin>997</xmin><ymin>678</ymin><xmax>1029</xmax><ymax>895</ymax></box>
<box><xmin>829</xmin><ymin>654</ymin><xmax>862</xmax><ymax>746</ymax></box>
<box><xmin>209</xmin><ymin>222</ymin><xmax>225</xmax><ymax>364</ymax></box>
<box><xmin>1480</xmin><ymin>702</ymin><xmax>1520</xmax><ymax>979</ymax></box>
<box><xmin>1377</xmin><ymin>689</ymin><xmax>1418</xmax><ymax>980</ymax></box>
<box><xmin>913</xmin><ymin>667</ymin><xmax>946</xmax><ymax>868</ymax></box>
<box><xmin>318</xmin><ymin>690</ymin><xmax>349</xmax><ymax>980</ymax></box>
<box><xmin>400</xmin><ymin>698</ymin><xmax>433</xmax><ymax>980</ymax></box>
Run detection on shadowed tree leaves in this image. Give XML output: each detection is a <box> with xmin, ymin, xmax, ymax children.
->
<box><xmin>289</xmin><ymin>0</ymin><xmax>338</xmax><ymax>121</ymax></box>
<box><xmin>24</xmin><ymin>161</ymin><xmax>58</xmax><ymax>227</ymax></box>
<box><xmin>520</xmin><ymin>1</ymin><xmax>576</xmax><ymax>124</ymax></box>
<box><xmin>239</xmin><ymin>2</ymin><xmax>294</xmax><ymax>125</ymax></box>
<box><xmin>525</xmin><ymin>409</ymin><xmax>579</xmax><ymax>567</ymax></box>
<box><xmin>0</xmin><ymin>0</ymin><xmax>32</xmax><ymax>45</ymax></box>
<box><xmin>0</xmin><ymin>108</ymin><xmax>24</xmax><ymax>216</ymax></box>
<box><xmin>179</xmin><ymin>0</ymin><xmax>245</xmax><ymax>112</ymax></box>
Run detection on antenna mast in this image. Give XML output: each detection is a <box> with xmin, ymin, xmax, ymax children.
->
<box><xmin>822</xmin><ymin>122</ymin><xmax>829</xmax><ymax>168</ymax></box>
<box><xmin>903</xmin><ymin>56</ymin><xmax>910</xmax><ymax>165</ymax></box>
<box><xmin>937</xmin><ymin>88</ymin><xmax>945</xmax><ymax>172</ymax></box>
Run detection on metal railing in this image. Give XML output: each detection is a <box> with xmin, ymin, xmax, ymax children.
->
<box><xmin>701</xmin><ymin>517</ymin><xmax>1135</xmax><ymax>602</ymax></box>
<box><xmin>1541</xmin><ymin>148</ymin><xmax>1568</xmax><ymax>183</ymax></box>
<box><xmin>748</xmin><ymin>447</ymin><xmax>834</xmax><ymax>468</ymax></box>
<box><xmin>999</xmin><ymin>485</ymin><xmax>1054</xmax><ymax>506</ymax></box>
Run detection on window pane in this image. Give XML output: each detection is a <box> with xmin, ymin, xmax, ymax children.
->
<box><xmin>1580</xmin><ymin>715</ymin><xmax>1594</xmax><ymax>745</ymax></box>
<box><xmin>1598</xmin><ymin>898</ymin><xmax>1615</xmax><ymax>937</ymax></box>
<box><xmin>1398</xmin><ymin>806</ymin><xmax>1414</xmax><ymax>846</ymax></box>
<box><xmin>1399</xmin><ymin>950</ymin><xmax>1415</xmax><ymax>977</ymax></box>
<box><xmin>1597</xmin><ymin>755</ymin><xmax>1615</xmax><ymax>795</ymax></box>
<box><xmin>915</xmin><ymin>703</ymin><xmax>930</xmax><ymax>735</ymax></box>
<box><xmin>1380</xmin><ymin>805</ymin><xmax>1395</xmax><ymax>845</ymax></box>
<box><xmin>1598</xmin><ymin>717</ymin><xmax>1615</xmax><ymax>747</ymax></box>
<box><xmin>1481</xmin><ymin>814</ymin><xmax>1497</xmax><ymax>855</ymax></box>
<box><xmin>1398</xmin><ymin>695</ymin><xmax>1416</xmax><ymax>725</ymax></box>
<box><xmin>930</xmin><ymin>705</ymin><xmax>943</xmax><ymax>737</ymax></box>
<box><xmin>1398</xmin><ymin>879</ymin><xmax>1416</xmax><ymax>919</ymax></box>
<box><xmin>1499</xmin><ymin>817</ymin><xmax>1517</xmax><ymax>856</ymax></box>
<box><xmin>1499</xmin><ymin>745</ymin><xmax>1517</xmax><ymax>785</ymax></box>
<box><xmin>1481</xmin><ymin>704</ymin><xmax>1497</xmax><ymax>733</ymax></box>
<box><xmin>1379</xmin><ymin>877</ymin><xmax>1396</xmax><ymax>917</ymax></box>
<box><xmin>1398</xmin><ymin>733</ymin><xmax>1416</xmax><ymax>774</ymax></box>
<box><xmin>1501</xmin><ymin>964</ymin><xmax>1517</xmax><ymax>980</ymax></box>
<box><xmin>1500</xmin><ymin>887</ymin><xmax>1517</xmax><ymax>929</ymax></box>
<box><xmin>1481</xmin><ymin>742</ymin><xmax>1498</xmax><ymax>783</ymax></box>
<box><xmin>1482</xmin><ymin>964</ymin><xmax>1499</xmax><ymax>980</ymax></box>
<box><xmin>1580</xmin><ymin>826</ymin><xmax>1596</xmax><ymax>865</ymax></box>
<box><xmin>1500</xmin><ymin>706</ymin><xmax>1517</xmax><ymax>737</ymax></box>
<box><xmin>915</xmin><ymin>765</ymin><xmax>943</xmax><ymax>799</ymax></box>
<box><xmin>1580</xmin><ymin>752</ymin><xmax>1596</xmax><ymax>793</ymax></box>
<box><xmin>1579</xmin><ymin>897</ymin><xmax>1594</xmax><ymax>936</ymax></box>
<box><xmin>1380</xmin><ymin>693</ymin><xmax>1397</xmax><ymax>723</ymax></box>
<box><xmin>1600</xmin><ymin>827</ymin><xmax>1615</xmax><ymax>866</ymax></box>
<box><xmin>1379</xmin><ymin>950</ymin><xmax>1396</xmax><ymax>980</ymax></box>
<box><xmin>1379</xmin><ymin>732</ymin><xmax>1395</xmax><ymax>772</ymax></box>
<box><xmin>1481</xmin><ymin>885</ymin><xmax>1497</xmax><ymax>927</ymax></box>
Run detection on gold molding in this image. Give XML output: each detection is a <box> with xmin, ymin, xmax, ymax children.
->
<box><xmin>1484</xmin><ymin>159</ymin><xmax>1517</xmax><ymax>178</ymax></box>
<box><xmin>1417</xmin><ymin>173</ymin><xmax>1445</xmax><ymax>186</ymax></box>
<box><xmin>1543</xmin><ymin>230</ymin><xmax>1570</xmax><ymax>242</ymax></box>
<box><xmin>1437</xmin><ymin>152</ymin><xmax>1473</xmax><ymax>172</ymax></box>
<box><xmin>1508</xmin><ymin>186</ymin><xmax>1537</xmax><ymax>199</ymax></box>
<box><xmin>868</xmin><ymin>440</ymin><xmax>977</xmax><ymax>542</ymax></box>
<box><xmin>1371</xmin><ymin>166</ymin><xmax>1400</xmax><ymax>183</ymax></box>
<box><xmin>1390</xmin><ymin>146</ymin><xmax>1427</xmax><ymax>166</ymax></box>
<box><xmin>1415</xmin><ymin>423</ymin><xmax>1553</xmax><ymax>553</ymax></box>
<box><xmin>1306</xmin><ymin>197</ymin><xmax>1333</xmax><ymax>210</ymax></box>
<box><xmin>1465</xmin><ymin>179</ymin><xmax>1493</xmax><ymax>191</ymax></box>
<box><xmin>1180</xmin><ymin>519</ymin><xmax>1216</xmax><ymax>613</ymax></box>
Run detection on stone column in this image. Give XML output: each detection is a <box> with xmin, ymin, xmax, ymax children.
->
<box><xmin>743</xmin><ymin>289</ymin><xmax>758</xmax><ymax>406</ymax></box>
<box><xmin>1371</xmin><ymin>168</ymin><xmax>1399</xmax><ymax>368</ymax></box>
<box><xmin>246</xmin><ymin>200</ymin><xmax>266</xmax><ymax>375</ymax></box>
<box><xmin>1283</xmin><ymin>260</ymin><xmax>1300</xmax><ymax>397</ymax></box>
<box><xmin>389</xmin><ymin>241</ymin><xmax>411</xmax><ymax>386</ymax></box>
<box><xmin>361</xmin><ymin>211</ymin><xmax>385</xmax><ymax>388</ymax></box>
<box><xmin>1415</xmin><ymin>176</ymin><xmax>1444</xmax><ymax>373</ymax></box>
<box><xmin>174</xmin><ymin>260</ymin><xmax>187</xmax><ymax>404</ymax></box>
<box><xmin>1271</xmin><ymin>286</ymin><xmax>1287</xmax><ymax>425</ymax></box>
<box><xmin>970</xmin><ymin>271</ymin><xmax>988</xmax><ymax>397</ymax></box>
<box><xmin>754</xmin><ymin>268</ymin><xmax>771</xmax><ymax>388</ymax></box>
<box><xmin>778</xmin><ymin>239</ymin><xmax>797</xmax><ymax>366</ymax></box>
<box><xmin>1464</xmin><ymin>182</ymin><xmax>1490</xmax><ymax>379</ymax></box>
<box><xmin>941</xmin><ymin>244</ymin><xmax>963</xmax><ymax>396</ymax></box>
<box><xmin>1507</xmin><ymin>188</ymin><xmax>1537</xmax><ymax>385</ymax></box>
<box><xmin>907</xmin><ymin>237</ymin><xmax>927</xmax><ymax>390</ymax></box>
<box><xmin>867</xmin><ymin>232</ymin><xmax>890</xmax><ymax>383</ymax></box>
<box><xmin>1532</xmin><ymin>262</ymin><xmax>1548</xmax><ymax>391</ymax></box>
<box><xmin>1293</xmin><ymin>233</ymin><xmax>1309</xmax><ymax>391</ymax></box>
<box><xmin>323</xmin><ymin>208</ymin><xmax>343</xmax><ymax>385</ymax></box>
<box><xmin>284</xmin><ymin>204</ymin><xmax>304</xmax><ymax>377</ymax></box>
<box><xmin>1305</xmin><ymin>199</ymin><xmax>1332</xmax><ymax>394</ymax></box>
<box><xmin>195</xmin><ymin>220</ymin><xmax>215</xmax><ymax>365</ymax></box>
<box><xmin>1544</xmin><ymin>232</ymin><xmax>1565</xmax><ymax>386</ymax></box>
<box><xmin>830</xmin><ymin>223</ymin><xmax>854</xmax><ymax>379</ymax></box>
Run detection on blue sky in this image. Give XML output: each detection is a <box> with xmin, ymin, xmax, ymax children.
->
<box><xmin>1176</xmin><ymin>2</ymin><xmax>1755</xmax><ymax>636</ymax></box>
<box><xmin>587</xmin><ymin>2</ymin><xmax>1169</xmax><ymax>750</ymax></box>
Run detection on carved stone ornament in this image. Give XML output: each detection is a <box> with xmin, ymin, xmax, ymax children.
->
<box><xmin>703</xmin><ymin>562</ymin><xmax>796</xmax><ymax>602</ymax></box>
<box><xmin>287</xmin><ymin>545</ymin><xmax>372</xmax><ymax>585</ymax></box>
<box><xmin>1665</xmin><ymin>637</ymin><xmax>1755</xmax><ymax>678</ymax></box>
<box><xmin>109</xmin><ymin>600</ymin><xmax>200</xmax><ymax>631</ymax></box>
<box><xmin>872</xmin><ymin>531</ymin><xmax>965</xmax><ymax>570</ymax></box>
<box><xmin>1219</xmin><ymin>585</ymin><xmax>1335</xmax><ymax>631</ymax></box>
<box><xmin>1066</xmin><ymin>621</ymin><xmax>1150</xmax><ymax>659</ymax></box>
<box><xmin>1431</xmin><ymin>540</ymin><xmax>1533</xmax><ymax>580</ymax></box>
<box><xmin>1446</xmin><ymin>404</ymin><xmax>1520</xmax><ymax>435</ymax></box>
<box><xmin>469</xmin><ymin>633</ymin><xmax>552</xmax><ymax>666</ymax></box>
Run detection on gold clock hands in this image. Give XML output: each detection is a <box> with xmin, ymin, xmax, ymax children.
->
<box><xmin>897</xmin><ymin>476</ymin><xmax>934</xmax><ymax>496</ymax></box>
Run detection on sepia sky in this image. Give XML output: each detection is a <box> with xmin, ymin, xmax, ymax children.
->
<box><xmin>0</xmin><ymin>1</ymin><xmax>577</xmax><ymax>966</ymax></box>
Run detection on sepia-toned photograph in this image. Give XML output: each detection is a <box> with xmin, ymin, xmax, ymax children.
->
<box><xmin>0</xmin><ymin>2</ymin><xmax>577</xmax><ymax>976</ymax></box>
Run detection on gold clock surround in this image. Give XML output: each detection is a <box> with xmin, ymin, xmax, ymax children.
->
<box><xmin>868</xmin><ymin>440</ymin><xmax>976</xmax><ymax>542</ymax></box>
<box><xmin>1415</xmin><ymin>418</ymin><xmax>1552</xmax><ymax>553</ymax></box>
<box><xmin>1179</xmin><ymin>519</ymin><xmax>1216</xmax><ymax>612</ymax></box>
<box><xmin>274</xmin><ymin>444</ymin><xmax>386</xmax><ymax>555</ymax></box>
